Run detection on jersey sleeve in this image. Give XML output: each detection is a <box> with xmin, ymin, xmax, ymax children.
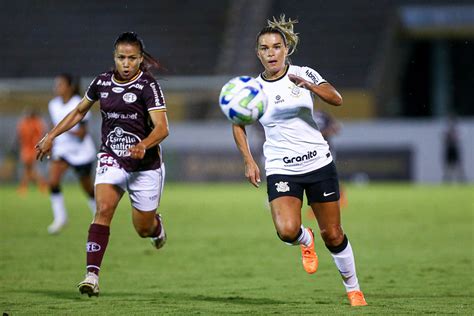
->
<box><xmin>143</xmin><ymin>80</ymin><xmax>166</xmax><ymax>112</ymax></box>
<box><xmin>301</xmin><ymin>66</ymin><xmax>327</xmax><ymax>85</ymax></box>
<box><xmin>85</xmin><ymin>76</ymin><xmax>100</xmax><ymax>102</ymax></box>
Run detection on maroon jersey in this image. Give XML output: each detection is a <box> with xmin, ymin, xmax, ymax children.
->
<box><xmin>86</xmin><ymin>70</ymin><xmax>166</xmax><ymax>172</ymax></box>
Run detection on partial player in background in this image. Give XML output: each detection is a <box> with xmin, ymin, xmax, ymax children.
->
<box><xmin>36</xmin><ymin>32</ymin><xmax>169</xmax><ymax>297</ymax></box>
<box><xmin>232</xmin><ymin>15</ymin><xmax>367</xmax><ymax>306</ymax></box>
<box><xmin>46</xmin><ymin>74</ymin><xmax>97</xmax><ymax>234</ymax></box>
<box><xmin>312</xmin><ymin>110</ymin><xmax>347</xmax><ymax>209</ymax></box>
<box><xmin>442</xmin><ymin>115</ymin><xmax>465</xmax><ymax>182</ymax></box>
<box><xmin>17</xmin><ymin>108</ymin><xmax>47</xmax><ymax>195</ymax></box>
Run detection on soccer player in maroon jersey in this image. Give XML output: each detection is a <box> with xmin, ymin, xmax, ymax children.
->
<box><xmin>35</xmin><ymin>32</ymin><xmax>169</xmax><ymax>297</ymax></box>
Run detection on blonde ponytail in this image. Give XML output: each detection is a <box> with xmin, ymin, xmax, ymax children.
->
<box><xmin>267</xmin><ymin>14</ymin><xmax>299</xmax><ymax>56</ymax></box>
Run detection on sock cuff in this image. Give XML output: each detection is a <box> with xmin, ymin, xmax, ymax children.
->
<box><xmin>89</xmin><ymin>223</ymin><xmax>110</xmax><ymax>235</ymax></box>
<box><xmin>50</xmin><ymin>186</ymin><xmax>62</xmax><ymax>194</ymax></box>
<box><xmin>326</xmin><ymin>234</ymin><xmax>348</xmax><ymax>253</ymax></box>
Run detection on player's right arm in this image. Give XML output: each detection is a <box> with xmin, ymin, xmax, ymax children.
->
<box><xmin>232</xmin><ymin>124</ymin><xmax>261</xmax><ymax>188</ymax></box>
<box><xmin>36</xmin><ymin>98</ymin><xmax>95</xmax><ymax>160</ymax></box>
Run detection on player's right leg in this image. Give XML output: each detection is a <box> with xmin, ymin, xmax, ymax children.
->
<box><xmin>78</xmin><ymin>183</ymin><xmax>123</xmax><ymax>296</ymax></box>
<box><xmin>269</xmin><ymin>195</ymin><xmax>318</xmax><ymax>274</ymax></box>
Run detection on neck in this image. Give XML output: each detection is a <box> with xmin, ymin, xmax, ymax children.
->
<box><xmin>263</xmin><ymin>64</ymin><xmax>288</xmax><ymax>80</ymax></box>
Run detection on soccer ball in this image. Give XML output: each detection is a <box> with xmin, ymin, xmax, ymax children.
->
<box><xmin>218</xmin><ymin>76</ymin><xmax>268</xmax><ymax>125</ymax></box>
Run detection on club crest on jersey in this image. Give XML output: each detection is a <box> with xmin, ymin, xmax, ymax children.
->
<box><xmin>289</xmin><ymin>85</ymin><xmax>301</xmax><ymax>97</ymax></box>
<box><xmin>123</xmin><ymin>92</ymin><xmax>137</xmax><ymax>103</ymax></box>
<box><xmin>275</xmin><ymin>181</ymin><xmax>290</xmax><ymax>192</ymax></box>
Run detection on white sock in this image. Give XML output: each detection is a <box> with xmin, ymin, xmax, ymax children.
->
<box><xmin>330</xmin><ymin>240</ymin><xmax>360</xmax><ymax>292</ymax></box>
<box><xmin>296</xmin><ymin>225</ymin><xmax>313</xmax><ymax>247</ymax></box>
<box><xmin>87</xmin><ymin>198</ymin><xmax>97</xmax><ymax>216</ymax></box>
<box><xmin>50</xmin><ymin>193</ymin><xmax>67</xmax><ymax>224</ymax></box>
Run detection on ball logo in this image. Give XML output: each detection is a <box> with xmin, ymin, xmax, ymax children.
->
<box><xmin>275</xmin><ymin>181</ymin><xmax>290</xmax><ymax>192</ymax></box>
<box><xmin>123</xmin><ymin>92</ymin><xmax>137</xmax><ymax>103</ymax></box>
<box><xmin>86</xmin><ymin>242</ymin><xmax>101</xmax><ymax>252</ymax></box>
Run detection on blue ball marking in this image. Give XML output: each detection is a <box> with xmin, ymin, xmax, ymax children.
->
<box><xmin>239</xmin><ymin>76</ymin><xmax>252</xmax><ymax>83</ymax></box>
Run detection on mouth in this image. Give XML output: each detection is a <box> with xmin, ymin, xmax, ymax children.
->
<box><xmin>268</xmin><ymin>60</ymin><xmax>278</xmax><ymax>67</ymax></box>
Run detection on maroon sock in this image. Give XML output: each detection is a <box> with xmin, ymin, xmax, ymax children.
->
<box><xmin>86</xmin><ymin>223</ymin><xmax>110</xmax><ymax>275</ymax></box>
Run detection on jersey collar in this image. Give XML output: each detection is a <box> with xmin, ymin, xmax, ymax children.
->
<box><xmin>112</xmin><ymin>70</ymin><xmax>143</xmax><ymax>86</ymax></box>
<box><xmin>260</xmin><ymin>65</ymin><xmax>289</xmax><ymax>82</ymax></box>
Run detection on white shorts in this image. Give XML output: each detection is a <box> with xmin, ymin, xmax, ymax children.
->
<box><xmin>94</xmin><ymin>153</ymin><xmax>165</xmax><ymax>211</ymax></box>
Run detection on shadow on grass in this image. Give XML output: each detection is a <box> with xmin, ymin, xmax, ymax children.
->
<box><xmin>15</xmin><ymin>288</ymin><xmax>291</xmax><ymax>306</ymax></box>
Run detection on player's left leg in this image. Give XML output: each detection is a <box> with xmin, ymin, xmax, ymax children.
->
<box><xmin>132</xmin><ymin>208</ymin><xmax>166</xmax><ymax>249</ymax></box>
<box><xmin>128</xmin><ymin>166</ymin><xmax>166</xmax><ymax>249</ymax></box>
<box><xmin>310</xmin><ymin>200</ymin><xmax>367</xmax><ymax>306</ymax></box>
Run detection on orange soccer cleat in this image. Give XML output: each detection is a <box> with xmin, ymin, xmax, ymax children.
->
<box><xmin>300</xmin><ymin>228</ymin><xmax>318</xmax><ymax>274</ymax></box>
<box><xmin>347</xmin><ymin>290</ymin><xmax>368</xmax><ymax>306</ymax></box>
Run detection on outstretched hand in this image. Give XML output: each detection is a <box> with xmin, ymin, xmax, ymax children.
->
<box><xmin>129</xmin><ymin>143</ymin><xmax>147</xmax><ymax>159</ymax></box>
<box><xmin>35</xmin><ymin>134</ymin><xmax>53</xmax><ymax>161</ymax></box>
<box><xmin>288</xmin><ymin>74</ymin><xmax>312</xmax><ymax>90</ymax></box>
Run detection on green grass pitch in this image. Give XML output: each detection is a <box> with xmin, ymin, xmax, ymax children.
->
<box><xmin>0</xmin><ymin>182</ymin><xmax>472</xmax><ymax>315</ymax></box>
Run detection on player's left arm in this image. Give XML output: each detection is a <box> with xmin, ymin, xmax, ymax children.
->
<box><xmin>129</xmin><ymin>110</ymin><xmax>169</xmax><ymax>160</ymax></box>
<box><xmin>288</xmin><ymin>74</ymin><xmax>343</xmax><ymax>106</ymax></box>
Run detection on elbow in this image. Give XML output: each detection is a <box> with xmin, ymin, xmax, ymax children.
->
<box><xmin>333</xmin><ymin>95</ymin><xmax>343</xmax><ymax>106</ymax></box>
<box><xmin>161</xmin><ymin>127</ymin><xmax>170</xmax><ymax>140</ymax></box>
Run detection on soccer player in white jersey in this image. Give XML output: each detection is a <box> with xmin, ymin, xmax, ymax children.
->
<box><xmin>232</xmin><ymin>15</ymin><xmax>367</xmax><ymax>307</ymax></box>
<box><xmin>47</xmin><ymin>74</ymin><xmax>97</xmax><ymax>234</ymax></box>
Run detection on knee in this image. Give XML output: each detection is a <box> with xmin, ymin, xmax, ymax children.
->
<box><xmin>320</xmin><ymin>225</ymin><xmax>344</xmax><ymax>247</ymax></box>
<box><xmin>95</xmin><ymin>201</ymin><xmax>115</xmax><ymax>220</ymax></box>
<box><xmin>276</xmin><ymin>224</ymin><xmax>301</xmax><ymax>243</ymax></box>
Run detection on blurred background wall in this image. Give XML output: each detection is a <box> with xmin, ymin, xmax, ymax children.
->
<box><xmin>1</xmin><ymin>0</ymin><xmax>473</xmax><ymax>183</ymax></box>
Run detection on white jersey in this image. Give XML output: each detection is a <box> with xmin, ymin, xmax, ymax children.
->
<box><xmin>48</xmin><ymin>95</ymin><xmax>96</xmax><ymax>165</ymax></box>
<box><xmin>257</xmin><ymin>65</ymin><xmax>333</xmax><ymax>176</ymax></box>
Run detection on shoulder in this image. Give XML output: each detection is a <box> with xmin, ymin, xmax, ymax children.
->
<box><xmin>90</xmin><ymin>71</ymin><xmax>113</xmax><ymax>86</ymax></box>
<box><xmin>137</xmin><ymin>73</ymin><xmax>161</xmax><ymax>88</ymax></box>
<box><xmin>292</xmin><ymin>65</ymin><xmax>326</xmax><ymax>85</ymax></box>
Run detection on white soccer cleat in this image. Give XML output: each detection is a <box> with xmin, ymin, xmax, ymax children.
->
<box><xmin>47</xmin><ymin>220</ymin><xmax>67</xmax><ymax>235</ymax></box>
<box><xmin>150</xmin><ymin>213</ymin><xmax>167</xmax><ymax>249</ymax></box>
<box><xmin>78</xmin><ymin>272</ymin><xmax>99</xmax><ymax>297</ymax></box>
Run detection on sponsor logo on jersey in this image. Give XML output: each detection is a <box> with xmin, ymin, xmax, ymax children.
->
<box><xmin>275</xmin><ymin>95</ymin><xmax>285</xmax><ymax>104</ymax></box>
<box><xmin>112</xmin><ymin>87</ymin><xmax>125</xmax><ymax>93</ymax></box>
<box><xmin>100</xmin><ymin>92</ymin><xmax>109</xmax><ymax>98</ymax></box>
<box><xmin>130</xmin><ymin>83</ymin><xmax>144</xmax><ymax>90</ymax></box>
<box><xmin>305</xmin><ymin>69</ymin><xmax>319</xmax><ymax>83</ymax></box>
<box><xmin>123</xmin><ymin>92</ymin><xmax>137</xmax><ymax>103</ymax></box>
<box><xmin>106</xmin><ymin>111</ymin><xmax>138</xmax><ymax>120</ymax></box>
<box><xmin>150</xmin><ymin>82</ymin><xmax>162</xmax><ymax>106</ymax></box>
<box><xmin>86</xmin><ymin>242</ymin><xmax>101</xmax><ymax>252</ymax></box>
<box><xmin>275</xmin><ymin>181</ymin><xmax>290</xmax><ymax>192</ymax></box>
<box><xmin>98</xmin><ymin>153</ymin><xmax>120</xmax><ymax>168</ymax></box>
<box><xmin>283</xmin><ymin>150</ymin><xmax>318</xmax><ymax>164</ymax></box>
<box><xmin>105</xmin><ymin>127</ymin><xmax>141</xmax><ymax>157</ymax></box>
<box><xmin>97</xmin><ymin>79</ymin><xmax>112</xmax><ymax>86</ymax></box>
